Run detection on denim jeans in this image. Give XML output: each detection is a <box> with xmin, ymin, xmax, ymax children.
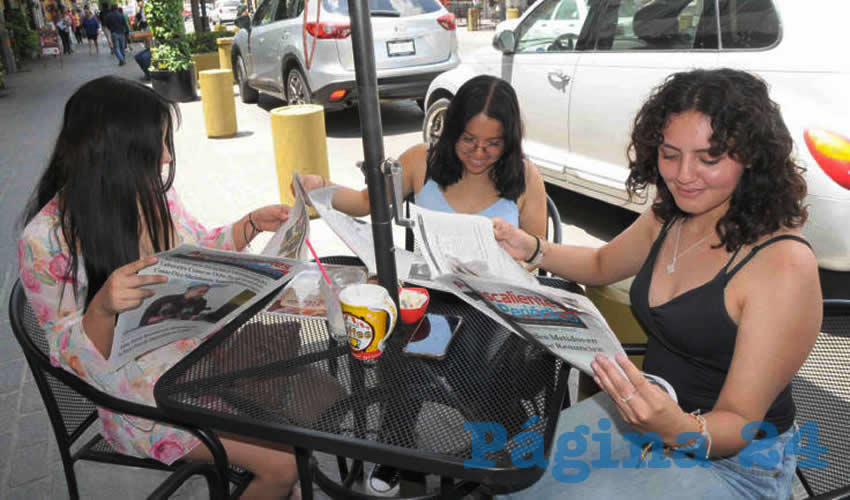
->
<box><xmin>497</xmin><ymin>392</ymin><xmax>797</xmax><ymax>500</ymax></box>
<box><xmin>111</xmin><ymin>32</ymin><xmax>125</xmax><ymax>62</ymax></box>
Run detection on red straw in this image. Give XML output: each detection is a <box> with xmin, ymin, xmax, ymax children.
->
<box><xmin>304</xmin><ymin>237</ymin><xmax>333</xmax><ymax>285</ymax></box>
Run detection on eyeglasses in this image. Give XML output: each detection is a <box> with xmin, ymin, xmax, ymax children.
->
<box><xmin>457</xmin><ymin>135</ymin><xmax>504</xmax><ymax>155</ymax></box>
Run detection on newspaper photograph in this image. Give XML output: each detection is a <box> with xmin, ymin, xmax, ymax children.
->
<box><xmin>261</xmin><ymin>173</ymin><xmax>309</xmax><ymax>260</ymax></box>
<box><xmin>111</xmin><ymin>245</ymin><xmax>302</xmax><ymax>369</ymax></box>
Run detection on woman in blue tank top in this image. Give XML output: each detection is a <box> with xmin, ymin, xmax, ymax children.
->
<box><xmin>493</xmin><ymin>69</ymin><xmax>821</xmax><ymax>499</ymax></box>
<box><xmin>300</xmin><ymin>75</ymin><xmax>548</xmax><ymax>238</ymax></box>
<box><xmin>300</xmin><ymin>75</ymin><xmax>548</xmax><ymax>494</ymax></box>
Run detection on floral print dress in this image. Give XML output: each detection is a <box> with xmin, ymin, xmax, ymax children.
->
<box><xmin>18</xmin><ymin>188</ymin><xmax>237</xmax><ymax>465</ymax></box>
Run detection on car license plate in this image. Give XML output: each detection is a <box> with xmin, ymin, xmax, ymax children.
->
<box><xmin>387</xmin><ymin>39</ymin><xmax>415</xmax><ymax>57</ymax></box>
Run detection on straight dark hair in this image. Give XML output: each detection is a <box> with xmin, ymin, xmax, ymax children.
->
<box><xmin>20</xmin><ymin>76</ymin><xmax>178</xmax><ymax>305</ymax></box>
<box><xmin>426</xmin><ymin>75</ymin><xmax>526</xmax><ymax>201</ymax></box>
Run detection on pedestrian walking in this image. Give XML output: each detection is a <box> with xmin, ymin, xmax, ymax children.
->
<box><xmin>72</xmin><ymin>9</ymin><xmax>84</xmax><ymax>44</ymax></box>
<box><xmin>82</xmin><ymin>10</ymin><xmax>100</xmax><ymax>55</ymax></box>
<box><xmin>103</xmin><ymin>5</ymin><xmax>127</xmax><ymax>65</ymax></box>
<box><xmin>56</xmin><ymin>8</ymin><xmax>74</xmax><ymax>54</ymax></box>
<box><xmin>98</xmin><ymin>4</ymin><xmax>113</xmax><ymax>51</ymax></box>
<box><xmin>119</xmin><ymin>7</ymin><xmax>133</xmax><ymax>53</ymax></box>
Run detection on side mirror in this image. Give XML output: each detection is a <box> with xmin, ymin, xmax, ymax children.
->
<box><xmin>493</xmin><ymin>29</ymin><xmax>516</xmax><ymax>54</ymax></box>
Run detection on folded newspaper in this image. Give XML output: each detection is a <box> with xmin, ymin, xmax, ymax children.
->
<box><xmin>307</xmin><ymin>188</ymin><xmax>675</xmax><ymax>400</ymax></box>
<box><xmin>112</xmin><ymin>245</ymin><xmax>303</xmax><ymax>369</ymax></box>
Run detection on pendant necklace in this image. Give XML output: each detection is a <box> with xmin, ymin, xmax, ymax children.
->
<box><xmin>667</xmin><ymin>218</ymin><xmax>713</xmax><ymax>274</ymax></box>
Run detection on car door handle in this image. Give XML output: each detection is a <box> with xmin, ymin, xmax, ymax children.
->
<box><xmin>547</xmin><ymin>71</ymin><xmax>571</xmax><ymax>92</ymax></box>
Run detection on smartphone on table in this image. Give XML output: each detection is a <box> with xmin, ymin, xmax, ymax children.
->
<box><xmin>403</xmin><ymin>313</ymin><xmax>463</xmax><ymax>359</ymax></box>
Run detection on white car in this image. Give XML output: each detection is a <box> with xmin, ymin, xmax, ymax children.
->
<box><xmin>425</xmin><ymin>0</ymin><xmax>850</xmax><ymax>272</ymax></box>
<box><xmin>211</xmin><ymin>0</ymin><xmax>240</xmax><ymax>25</ymax></box>
<box><xmin>231</xmin><ymin>0</ymin><xmax>459</xmax><ymax>111</ymax></box>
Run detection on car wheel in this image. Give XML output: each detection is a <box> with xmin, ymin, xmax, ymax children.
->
<box><xmin>236</xmin><ymin>55</ymin><xmax>259</xmax><ymax>103</ymax></box>
<box><xmin>286</xmin><ymin>68</ymin><xmax>312</xmax><ymax>105</ymax></box>
<box><xmin>423</xmin><ymin>97</ymin><xmax>450</xmax><ymax>144</ymax></box>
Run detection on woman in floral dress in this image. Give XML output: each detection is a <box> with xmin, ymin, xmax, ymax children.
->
<box><xmin>18</xmin><ymin>76</ymin><xmax>300</xmax><ymax>499</ymax></box>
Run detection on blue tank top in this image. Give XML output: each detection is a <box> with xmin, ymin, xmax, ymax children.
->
<box><xmin>414</xmin><ymin>179</ymin><xmax>520</xmax><ymax>228</ymax></box>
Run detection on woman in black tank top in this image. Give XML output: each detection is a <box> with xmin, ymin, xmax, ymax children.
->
<box><xmin>494</xmin><ymin>69</ymin><xmax>821</xmax><ymax>499</ymax></box>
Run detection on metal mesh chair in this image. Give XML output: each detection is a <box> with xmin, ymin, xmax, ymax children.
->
<box><xmin>791</xmin><ymin>299</ymin><xmax>850</xmax><ymax>499</ymax></box>
<box><xmin>8</xmin><ymin>279</ymin><xmax>253</xmax><ymax>500</ymax></box>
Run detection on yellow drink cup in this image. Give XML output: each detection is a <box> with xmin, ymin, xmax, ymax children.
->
<box><xmin>339</xmin><ymin>284</ymin><xmax>398</xmax><ymax>362</ymax></box>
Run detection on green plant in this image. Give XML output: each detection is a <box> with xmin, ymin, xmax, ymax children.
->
<box><xmin>6</xmin><ymin>9</ymin><xmax>38</xmax><ymax>62</ymax></box>
<box><xmin>186</xmin><ymin>30</ymin><xmax>232</xmax><ymax>54</ymax></box>
<box><xmin>145</xmin><ymin>0</ymin><xmax>192</xmax><ymax>71</ymax></box>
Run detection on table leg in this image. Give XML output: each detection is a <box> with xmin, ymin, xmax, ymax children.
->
<box><xmin>296</xmin><ymin>447</ymin><xmax>314</xmax><ymax>500</ymax></box>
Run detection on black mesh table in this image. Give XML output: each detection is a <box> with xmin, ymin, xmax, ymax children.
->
<box><xmin>154</xmin><ymin>258</ymin><xmax>581</xmax><ymax>499</ymax></box>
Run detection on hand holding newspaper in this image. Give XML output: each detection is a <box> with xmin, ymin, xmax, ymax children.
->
<box><xmin>111</xmin><ymin>245</ymin><xmax>302</xmax><ymax>369</ymax></box>
<box><xmin>260</xmin><ymin>173</ymin><xmax>310</xmax><ymax>260</ymax></box>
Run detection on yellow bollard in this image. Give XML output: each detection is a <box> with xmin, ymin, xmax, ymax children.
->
<box><xmin>199</xmin><ymin>69</ymin><xmax>237</xmax><ymax>138</ymax></box>
<box><xmin>216</xmin><ymin>37</ymin><xmax>235</xmax><ymax>82</ymax></box>
<box><xmin>270</xmin><ymin>105</ymin><xmax>330</xmax><ymax>207</ymax></box>
<box><xmin>507</xmin><ymin>8</ymin><xmax>520</xmax><ymax>19</ymax></box>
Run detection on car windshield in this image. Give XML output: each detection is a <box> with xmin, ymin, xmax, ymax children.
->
<box><xmin>321</xmin><ymin>0</ymin><xmax>443</xmax><ymax>17</ymax></box>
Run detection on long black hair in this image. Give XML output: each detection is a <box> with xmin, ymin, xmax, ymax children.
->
<box><xmin>626</xmin><ymin>68</ymin><xmax>807</xmax><ymax>252</ymax></box>
<box><xmin>21</xmin><ymin>76</ymin><xmax>179</xmax><ymax>305</ymax></box>
<box><xmin>426</xmin><ymin>75</ymin><xmax>526</xmax><ymax>201</ymax></box>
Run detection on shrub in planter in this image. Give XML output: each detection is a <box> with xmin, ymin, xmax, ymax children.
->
<box><xmin>146</xmin><ymin>0</ymin><xmax>196</xmax><ymax>101</ymax></box>
<box><xmin>186</xmin><ymin>30</ymin><xmax>232</xmax><ymax>54</ymax></box>
<box><xmin>186</xmin><ymin>31</ymin><xmax>231</xmax><ymax>86</ymax></box>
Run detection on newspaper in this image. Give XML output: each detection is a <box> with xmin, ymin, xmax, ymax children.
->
<box><xmin>411</xmin><ymin>206</ymin><xmax>539</xmax><ymax>288</ymax></box>
<box><xmin>110</xmin><ymin>245</ymin><xmax>302</xmax><ymax>369</ymax></box>
<box><xmin>307</xmin><ymin>186</ymin><xmax>418</xmax><ymax>279</ymax></box>
<box><xmin>446</xmin><ymin>275</ymin><xmax>675</xmax><ymax>400</ymax></box>
<box><xmin>261</xmin><ymin>173</ymin><xmax>310</xmax><ymax>260</ymax></box>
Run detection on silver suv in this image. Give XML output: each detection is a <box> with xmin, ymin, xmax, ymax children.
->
<box><xmin>231</xmin><ymin>0</ymin><xmax>460</xmax><ymax>111</ymax></box>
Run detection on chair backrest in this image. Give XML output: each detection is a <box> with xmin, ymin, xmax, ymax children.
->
<box><xmin>791</xmin><ymin>299</ymin><xmax>850</xmax><ymax>496</ymax></box>
<box><xmin>9</xmin><ymin>280</ymin><xmax>101</xmax><ymax>451</ymax></box>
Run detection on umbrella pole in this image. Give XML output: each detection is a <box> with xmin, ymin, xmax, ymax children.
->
<box><xmin>347</xmin><ymin>0</ymin><xmax>400</xmax><ymax>305</ymax></box>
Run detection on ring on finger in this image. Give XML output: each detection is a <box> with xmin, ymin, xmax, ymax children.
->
<box><xmin>619</xmin><ymin>392</ymin><xmax>636</xmax><ymax>404</ymax></box>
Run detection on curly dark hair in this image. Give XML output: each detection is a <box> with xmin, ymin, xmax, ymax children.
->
<box><xmin>626</xmin><ymin>68</ymin><xmax>807</xmax><ymax>252</ymax></box>
<box><xmin>426</xmin><ymin>75</ymin><xmax>526</xmax><ymax>201</ymax></box>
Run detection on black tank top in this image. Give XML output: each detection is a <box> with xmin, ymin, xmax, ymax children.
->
<box><xmin>629</xmin><ymin>220</ymin><xmax>811</xmax><ymax>435</ymax></box>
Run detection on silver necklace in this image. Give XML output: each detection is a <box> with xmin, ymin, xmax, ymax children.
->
<box><xmin>667</xmin><ymin>219</ymin><xmax>713</xmax><ymax>274</ymax></box>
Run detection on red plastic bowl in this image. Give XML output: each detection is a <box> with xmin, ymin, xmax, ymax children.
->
<box><xmin>399</xmin><ymin>287</ymin><xmax>430</xmax><ymax>324</ymax></box>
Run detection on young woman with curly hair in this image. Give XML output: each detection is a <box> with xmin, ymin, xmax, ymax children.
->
<box><xmin>493</xmin><ymin>68</ymin><xmax>820</xmax><ymax>499</ymax></box>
